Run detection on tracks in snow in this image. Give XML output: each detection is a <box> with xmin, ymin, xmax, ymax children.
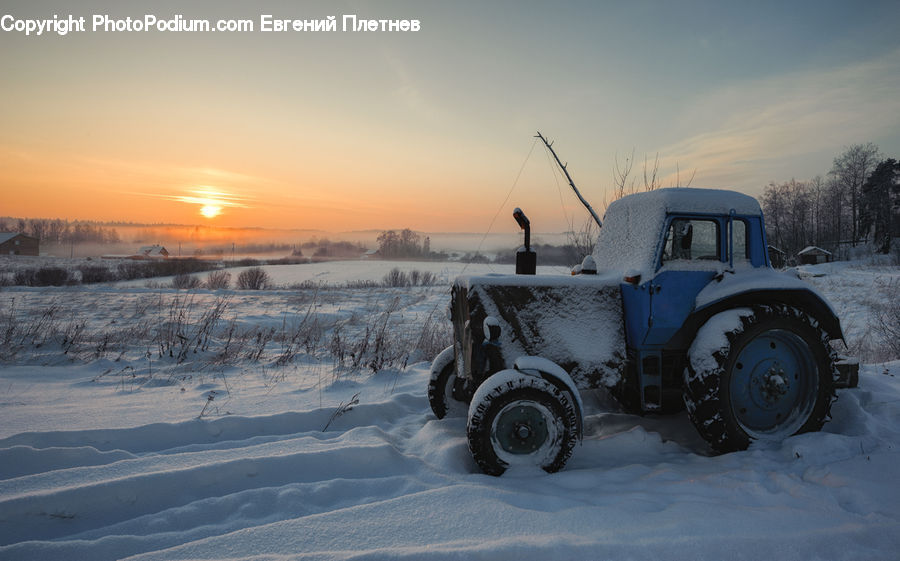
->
<box><xmin>0</xmin><ymin>390</ymin><xmax>463</xmax><ymax>560</ymax></box>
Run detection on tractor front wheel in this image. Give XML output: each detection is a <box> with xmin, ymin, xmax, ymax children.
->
<box><xmin>467</xmin><ymin>371</ymin><xmax>579</xmax><ymax>475</ymax></box>
<box><xmin>428</xmin><ymin>346</ymin><xmax>467</xmax><ymax>419</ymax></box>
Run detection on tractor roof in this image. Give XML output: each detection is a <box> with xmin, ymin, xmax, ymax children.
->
<box><xmin>611</xmin><ymin>188</ymin><xmax>762</xmax><ymax>216</ymax></box>
<box><xmin>593</xmin><ymin>188</ymin><xmax>762</xmax><ymax>278</ymax></box>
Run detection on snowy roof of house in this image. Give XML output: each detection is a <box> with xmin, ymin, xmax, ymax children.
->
<box><xmin>0</xmin><ymin>232</ymin><xmax>37</xmax><ymax>244</ymax></box>
<box><xmin>138</xmin><ymin>245</ymin><xmax>168</xmax><ymax>255</ymax></box>
<box><xmin>798</xmin><ymin>246</ymin><xmax>832</xmax><ymax>255</ymax></box>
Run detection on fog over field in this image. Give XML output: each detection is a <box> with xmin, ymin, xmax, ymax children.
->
<box><xmin>22</xmin><ymin>224</ymin><xmax>568</xmax><ymax>260</ymax></box>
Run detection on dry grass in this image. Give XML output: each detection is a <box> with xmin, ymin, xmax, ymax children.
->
<box><xmin>0</xmin><ymin>286</ymin><xmax>452</xmax><ymax>388</ymax></box>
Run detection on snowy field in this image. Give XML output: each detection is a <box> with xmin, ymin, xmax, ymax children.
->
<box><xmin>1</xmin><ymin>260</ymin><xmax>899</xmax><ymax>560</ymax></box>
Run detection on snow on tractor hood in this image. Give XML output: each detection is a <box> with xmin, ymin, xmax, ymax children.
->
<box><xmin>593</xmin><ymin>188</ymin><xmax>763</xmax><ymax>280</ymax></box>
<box><xmin>455</xmin><ymin>273</ymin><xmax>625</xmax><ymax>389</ymax></box>
<box><xmin>456</xmin><ymin>271</ymin><xmax>622</xmax><ymax>289</ymax></box>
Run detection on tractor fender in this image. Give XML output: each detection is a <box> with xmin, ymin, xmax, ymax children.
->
<box><xmin>512</xmin><ymin>356</ymin><xmax>584</xmax><ymax>440</ymax></box>
<box><xmin>666</xmin><ymin>287</ymin><xmax>845</xmax><ymax>351</ymax></box>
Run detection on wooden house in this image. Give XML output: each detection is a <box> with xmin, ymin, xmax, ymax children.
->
<box><xmin>132</xmin><ymin>245</ymin><xmax>170</xmax><ymax>259</ymax></box>
<box><xmin>0</xmin><ymin>232</ymin><xmax>39</xmax><ymax>256</ymax></box>
<box><xmin>798</xmin><ymin>246</ymin><xmax>832</xmax><ymax>265</ymax></box>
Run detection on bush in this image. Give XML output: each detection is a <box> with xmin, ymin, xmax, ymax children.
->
<box><xmin>383</xmin><ymin>268</ymin><xmax>408</xmax><ymax>287</ymax></box>
<box><xmin>172</xmin><ymin>274</ymin><xmax>201</xmax><ymax>289</ymax></box>
<box><xmin>13</xmin><ymin>270</ymin><xmax>33</xmax><ymax>286</ymax></box>
<box><xmin>78</xmin><ymin>265</ymin><xmax>117</xmax><ymax>284</ymax></box>
<box><xmin>237</xmin><ymin>267</ymin><xmax>272</xmax><ymax>290</ymax></box>
<box><xmin>267</xmin><ymin>257</ymin><xmax>309</xmax><ymax>265</ymax></box>
<box><xmin>873</xmin><ymin>278</ymin><xmax>900</xmax><ymax>359</ymax></box>
<box><xmin>205</xmin><ymin>270</ymin><xmax>231</xmax><ymax>289</ymax></box>
<box><xmin>117</xmin><ymin>258</ymin><xmax>217</xmax><ymax>281</ymax></box>
<box><xmin>18</xmin><ymin>266</ymin><xmax>72</xmax><ymax>286</ymax></box>
<box><xmin>381</xmin><ymin>268</ymin><xmax>438</xmax><ymax>287</ymax></box>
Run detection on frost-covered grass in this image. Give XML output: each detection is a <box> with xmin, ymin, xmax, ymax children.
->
<box><xmin>797</xmin><ymin>261</ymin><xmax>900</xmax><ymax>362</ymax></box>
<box><xmin>0</xmin><ymin>260</ymin><xmax>899</xmax><ymax>560</ymax></box>
<box><xmin>0</xmin><ymin>285</ymin><xmax>452</xmax><ymax>380</ymax></box>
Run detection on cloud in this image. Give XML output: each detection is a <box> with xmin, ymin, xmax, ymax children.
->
<box><xmin>171</xmin><ymin>188</ymin><xmax>253</xmax><ymax>209</ymax></box>
<box><xmin>654</xmin><ymin>48</ymin><xmax>900</xmax><ymax>189</ymax></box>
<box><xmin>383</xmin><ymin>51</ymin><xmax>448</xmax><ymax>124</ymax></box>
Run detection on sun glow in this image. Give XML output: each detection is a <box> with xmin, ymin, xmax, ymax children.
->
<box><xmin>200</xmin><ymin>204</ymin><xmax>223</xmax><ymax>218</ymax></box>
<box><xmin>173</xmin><ymin>187</ymin><xmax>250</xmax><ymax>220</ymax></box>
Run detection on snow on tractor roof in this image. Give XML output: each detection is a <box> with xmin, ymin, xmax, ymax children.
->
<box><xmin>627</xmin><ymin>188</ymin><xmax>762</xmax><ymax>216</ymax></box>
<box><xmin>593</xmin><ymin>188</ymin><xmax>762</xmax><ymax>278</ymax></box>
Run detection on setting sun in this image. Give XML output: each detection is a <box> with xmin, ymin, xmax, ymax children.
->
<box><xmin>200</xmin><ymin>205</ymin><xmax>222</xmax><ymax>219</ymax></box>
<box><xmin>170</xmin><ymin>187</ymin><xmax>249</xmax><ymax>221</ymax></box>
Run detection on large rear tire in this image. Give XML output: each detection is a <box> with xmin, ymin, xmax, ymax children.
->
<box><xmin>467</xmin><ymin>371</ymin><xmax>579</xmax><ymax>476</ymax></box>
<box><xmin>684</xmin><ymin>305</ymin><xmax>837</xmax><ymax>453</ymax></box>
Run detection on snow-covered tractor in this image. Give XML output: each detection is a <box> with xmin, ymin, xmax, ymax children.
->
<box><xmin>429</xmin><ymin>187</ymin><xmax>858</xmax><ymax>475</ymax></box>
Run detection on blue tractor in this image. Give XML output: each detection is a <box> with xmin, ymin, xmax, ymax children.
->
<box><xmin>428</xmin><ymin>187</ymin><xmax>858</xmax><ymax>475</ymax></box>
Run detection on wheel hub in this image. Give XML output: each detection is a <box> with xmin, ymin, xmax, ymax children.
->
<box><xmin>730</xmin><ymin>328</ymin><xmax>818</xmax><ymax>438</ymax></box>
<box><xmin>495</xmin><ymin>404</ymin><xmax>549</xmax><ymax>455</ymax></box>
<box><xmin>515</xmin><ymin>423</ymin><xmax>532</xmax><ymax>440</ymax></box>
<box><xmin>757</xmin><ymin>365</ymin><xmax>790</xmax><ymax>402</ymax></box>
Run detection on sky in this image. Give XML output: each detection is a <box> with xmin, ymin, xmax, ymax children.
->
<box><xmin>2</xmin><ymin>0</ymin><xmax>899</xmax><ymax>235</ymax></box>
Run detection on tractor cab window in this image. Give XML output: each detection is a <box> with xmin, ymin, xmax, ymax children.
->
<box><xmin>661</xmin><ymin>218</ymin><xmax>720</xmax><ymax>263</ymax></box>
<box><xmin>731</xmin><ymin>219</ymin><xmax>749</xmax><ymax>262</ymax></box>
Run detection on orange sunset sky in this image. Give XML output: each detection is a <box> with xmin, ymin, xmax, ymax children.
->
<box><xmin>2</xmin><ymin>0</ymin><xmax>899</xmax><ymax>234</ymax></box>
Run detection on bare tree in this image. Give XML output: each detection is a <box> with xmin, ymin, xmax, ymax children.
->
<box><xmin>376</xmin><ymin>230</ymin><xmax>399</xmax><ymax>258</ymax></box>
<box><xmin>830</xmin><ymin>143</ymin><xmax>881</xmax><ymax>245</ymax></box>
<box><xmin>762</xmin><ymin>179</ymin><xmax>816</xmax><ymax>258</ymax></box>
<box><xmin>809</xmin><ymin>175</ymin><xmax>826</xmax><ymax>246</ymax></box>
<box><xmin>643</xmin><ymin>153</ymin><xmax>661</xmax><ymax>191</ymax></box>
<box><xmin>612</xmin><ymin>149</ymin><xmax>635</xmax><ymax>200</ymax></box>
<box><xmin>674</xmin><ymin>162</ymin><xmax>697</xmax><ymax>188</ymax></box>
<box><xmin>567</xmin><ymin>217</ymin><xmax>599</xmax><ymax>261</ymax></box>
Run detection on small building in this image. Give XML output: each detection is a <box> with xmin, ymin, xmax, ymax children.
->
<box><xmin>798</xmin><ymin>246</ymin><xmax>832</xmax><ymax>265</ymax></box>
<box><xmin>767</xmin><ymin>245</ymin><xmax>786</xmax><ymax>269</ymax></box>
<box><xmin>0</xmin><ymin>232</ymin><xmax>39</xmax><ymax>256</ymax></box>
<box><xmin>132</xmin><ymin>245</ymin><xmax>169</xmax><ymax>259</ymax></box>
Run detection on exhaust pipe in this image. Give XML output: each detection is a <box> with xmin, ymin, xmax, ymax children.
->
<box><xmin>513</xmin><ymin>207</ymin><xmax>536</xmax><ymax>275</ymax></box>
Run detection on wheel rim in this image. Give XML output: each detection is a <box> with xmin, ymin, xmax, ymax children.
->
<box><xmin>438</xmin><ymin>367</ymin><xmax>467</xmax><ymax>417</ymax></box>
<box><xmin>490</xmin><ymin>400</ymin><xmax>560</xmax><ymax>467</ymax></box>
<box><xmin>443</xmin><ymin>372</ymin><xmax>457</xmax><ymax>404</ymax></box>
<box><xmin>729</xmin><ymin>328</ymin><xmax>818</xmax><ymax>439</ymax></box>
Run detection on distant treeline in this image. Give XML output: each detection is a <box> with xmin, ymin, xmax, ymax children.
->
<box><xmin>374</xmin><ymin>228</ymin><xmax>584</xmax><ymax>266</ymax></box>
<box><xmin>297</xmin><ymin>238</ymin><xmax>368</xmax><ymax>258</ymax></box>
<box><xmin>491</xmin><ymin>244</ymin><xmax>581</xmax><ymax>266</ymax></box>
<box><xmin>4</xmin><ymin>259</ymin><xmax>217</xmax><ymax>287</ymax></box>
<box><xmin>0</xmin><ymin>217</ymin><xmax>120</xmax><ymax>244</ymax></box>
<box><xmin>761</xmin><ymin>144</ymin><xmax>899</xmax><ymax>261</ymax></box>
<box><xmin>376</xmin><ymin>229</ymin><xmax>436</xmax><ymax>259</ymax></box>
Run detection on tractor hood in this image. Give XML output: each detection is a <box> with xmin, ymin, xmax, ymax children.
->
<box><xmin>453</xmin><ymin>273</ymin><xmax>626</xmax><ymax>389</ymax></box>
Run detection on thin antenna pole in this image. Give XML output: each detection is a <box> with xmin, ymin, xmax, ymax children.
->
<box><xmin>535</xmin><ymin>131</ymin><xmax>602</xmax><ymax>228</ymax></box>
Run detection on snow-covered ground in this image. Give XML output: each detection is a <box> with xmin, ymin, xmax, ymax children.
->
<box><xmin>1</xmin><ymin>260</ymin><xmax>898</xmax><ymax>560</ymax></box>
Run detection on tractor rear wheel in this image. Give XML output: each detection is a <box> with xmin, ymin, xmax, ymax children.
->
<box><xmin>684</xmin><ymin>305</ymin><xmax>837</xmax><ymax>453</ymax></box>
